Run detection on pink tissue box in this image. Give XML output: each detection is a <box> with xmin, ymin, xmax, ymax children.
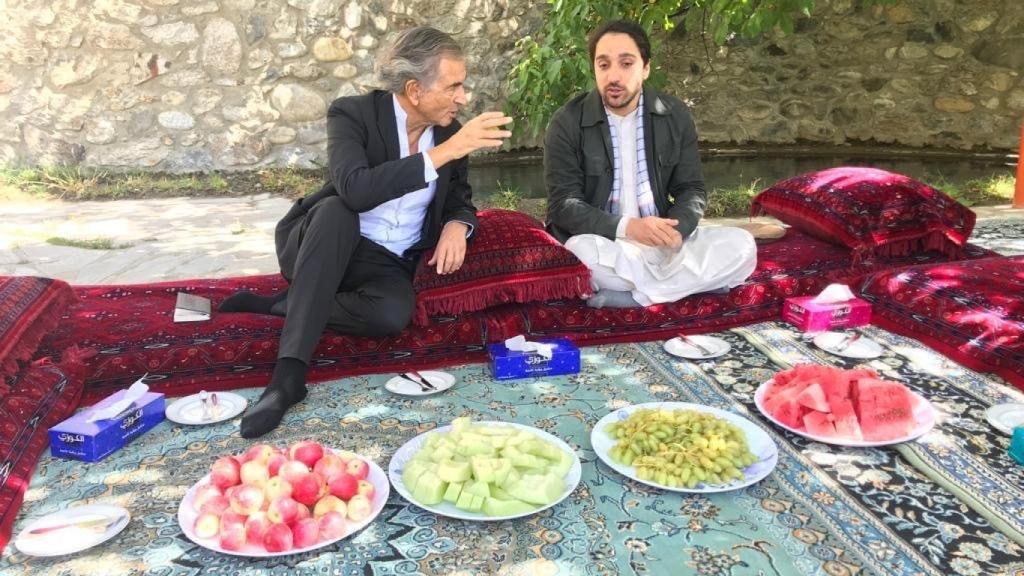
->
<box><xmin>782</xmin><ymin>295</ymin><xmax>872</xmax><ymax>332</ymax></box>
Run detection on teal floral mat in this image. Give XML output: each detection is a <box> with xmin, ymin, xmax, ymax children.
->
<box><xmin>3</xmin><ymin>321</ymin><xmax>1023</xmax><ymax>576</ymax></box>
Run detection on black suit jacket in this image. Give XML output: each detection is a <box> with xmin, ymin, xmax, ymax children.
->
<box><xmin>306</xmin><ymin>89</ymin><xmax>477</xmax><ymax>257</ymax></box>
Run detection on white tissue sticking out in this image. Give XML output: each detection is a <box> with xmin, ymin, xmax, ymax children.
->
<box><xmin>86</xmin><ymin>378</ymin><xmax>149</xmax><ymax>422</ymax></box>
<box><xmin>504</xmin><ymin>335</ymin><xmax>554</xmax><ymax>360</ymax></box>
<box><xmin>811</xmin><ymin>283</ymin><xmax>856</xmax><ymax>305</ymax></box>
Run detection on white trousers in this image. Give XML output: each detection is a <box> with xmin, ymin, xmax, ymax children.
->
<box><xmin>565</xmin><ymin>226</ymin><xmax>758</xmax><ymax>306</ymax></box>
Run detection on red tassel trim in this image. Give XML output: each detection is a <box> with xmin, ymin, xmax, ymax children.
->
<box><xmin>414</xmin><ymin>269</ymin><xmax>593</xmax><ymax>326</ymax></box>
<box><xmin>0</xmin><ymin>283</ymin><xmax>77</xmax><ymax>378</ymax></box>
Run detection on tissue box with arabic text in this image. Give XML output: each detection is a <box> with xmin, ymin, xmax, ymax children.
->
<box><xmin>48</xmin><ymin>389</ymin><xmax>165</xmax><ymax>462</ymax></box>
<box><xmin>782</xmin><ymin>295</ymin><xmax>872</xmax><ymax>332</ymax></box>
<box><xmin>488</xmin><ymin>338</ymin><xmax>580</xmax><ymax>380</ymax></box>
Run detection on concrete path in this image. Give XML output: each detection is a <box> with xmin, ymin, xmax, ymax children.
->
<box><xmin>1</xmin><ymin>195</ymin><xmax>1021</xmax><ymax>284</ymax></box>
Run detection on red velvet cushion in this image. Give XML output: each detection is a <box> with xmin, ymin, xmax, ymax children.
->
<box><xmin>0</xmin><ymin>277</ymin><xmax>76</xmax><ymax>378</ymax></box>
<box><xmin>861</xmin><ymin>255</ymin><xmax>1024</xmax><ymax>390</ymax></box>
<box><xmin>751</xmin><ymin>167</ymin><xmax>975</xmax><ymax>263</ymax></box>
<box><xmin>412</xmin><ymin>209</ymin><xmax>592</xmax><ymax>326</ymax></box>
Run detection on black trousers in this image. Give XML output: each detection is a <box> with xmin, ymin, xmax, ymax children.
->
<box><xmin>274</xmin><ymin>189</ymin><xmax>416</xmax><ymax>363</ymax></box>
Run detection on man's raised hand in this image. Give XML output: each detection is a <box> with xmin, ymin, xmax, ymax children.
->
<box><xmin>429</xmin><ymin>112</ymin><xmax>512</xmax><ymax>167</ymax></box>
<box><xmin>625</xmin><ymin>216</ymin><xmax>682</xmax><ymax>248</ymax></box>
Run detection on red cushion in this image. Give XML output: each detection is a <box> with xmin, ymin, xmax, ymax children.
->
<box><xmin>861</xmin><ymin>255</ymin><xmax>1024</xmax><ymax>390</ymax></box>
<box><xmin>412</xmin><ymin>209</ymin><xmax>591</xmax><ymax>326</ymax></box>
<box><xmin>0</xmin><ymin>277</ymin><xmax>76</xmax><ymax>378</ymax></box>
<box><xmin>751</xmin><ymin>167</ymin><xmax>975</xmax><ymax>263</ymax></box>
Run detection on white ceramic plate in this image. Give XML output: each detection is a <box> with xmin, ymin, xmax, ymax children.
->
<box><xmin>14</xmin><ymin>504</ymin><xmax>130</xmax><ymax>557</ymax></box>
<box><xmin>813</xmin><ymin>332</ymin><xmax>883</xmax><ymax>359</ymax></box>
<box><xmin>388</xmin><ymin>421</ymin><xmax>582</xmax><ymax>521</ymax></box>
<box><xmin>663</xmin><ymin>335</ymin><xmax>731</xmax><ymax>360</ymax></box>
<box><xmin>166</xmin><ymin>392</ymin><xmax>247</xmax><ymax>425</ymax></box>
<box><xmin>177</xmin><ymin>450</ymin><xmax>389</xmax><ymax>557</ymax></box>
<box><xmin>754</xmin><ymin>380</ymin><xmax>936</xmax><ymax>447</ymax></box>
<box><xmin>591</xmin><ymin>402</ymin><xmax>778</xmax><ymax>493</ymax></box>
<box><xmin>384</xmin><ymin>371</ymin><xmax>455</xmax><ymax>396</ymax></box>
<box><xmin>985</xmin><ymin>403</ymin><xmax>1024</xmax><ymax>435</ymax></box>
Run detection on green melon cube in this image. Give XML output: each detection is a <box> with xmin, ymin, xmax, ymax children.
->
<box><xmin>483</xmin><ymin>497</ymin><xmax>537</xmax><ymax>517</ymax></box>
<box><xmin>492</xmin><ymin>459</ymin><xmax>513</xmax><ymax>485</ymax></box>
<box><xmin>424</xmin><ymin>434</ymin><xmax>440</xmax><ymax>449</ymax></box>
<box><xmin>465</xmin><ymin>480</ymin><xmax>491</xmax><ymax>498</ymax></box>
<box><xmin>499</xmin><ymin>467</ymin><xmax>521</xmax><ymax>488</ymax></box>
<box><xmin>431</xmin><ymin>446</ymin><xmax>455</xmax><ymax>463</ymax></box>
<box><xmin>412</xmin><ymin>471</ymin><xmax>447</xmax><ymax>506</ymax></box>
<box><xmin>455</xmin><ymin>490</ymin><xmax>476</xmax><ymax>511</ymax></box>
<box><xmin>474</xmin><ymin>425</ymin><xmax>515</xmax><ymax>437</ymax></box>
<box><xmin>491</xmin><ymin>486</ymin><xmax>514</xmax><ymax>500</ymax></box>
<box><xmin>402</xmin><ymin>460</ymin><xmax>431</xmax><ymax>491</ymax></box>
<box><xmin>468</xmin><ymin>494</ymin><xmax>484</xmax><ymax>512</ymax></box>
<box><xmin>443</xmin><ymin>481</ymin><xmax>464</xmax><ymax>503</ymax></box>
<box><xmin>471</xmin><ymin>456</ymin><xmax>495</xmax><ymax>483</ymax></box>
<box><xmin>507</xmin><ymin>473</ymin><xmax>564</xmax><ymax>505</ymax></box>
<box><xmin>438</xmin><ymin>459</ymin><xmax>472</xmax><ymax>483</ymax></box>
<box><xmin>451</xmin><ymin>416</ymin><xmax>472</xmax><ymax>432</ymax></box>
<box><xmin>550</xmin><ymin>450</ymin><xmax>574</xmax><ymax>479</ymax></box>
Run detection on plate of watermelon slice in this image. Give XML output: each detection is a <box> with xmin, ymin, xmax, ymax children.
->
<box><xmin>754</xmin><ymin>364</ymin><xmax>937</xmax><ymax>447</ymax></box>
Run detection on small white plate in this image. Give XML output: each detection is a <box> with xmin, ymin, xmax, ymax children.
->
<box><xmin>813</xmin><ymin>332</ymin><xmax>883</xmax><ymax>359</ymax></box>
<box><xmin>591</xmin><ymin>402</ymin><xmax>778</xmax><ymax>493</ymax></box>
<box><xmin>985</xmin><ymin>403</ymin><xmax>1024</xmax><ymax>435</ymax></box>
<box><xmin>384</xmin><ymin>371</ymin><xmax>455</xmax><ymax>396</ymax></box>
<box><xmin>166</xmin><ymin>391</ymin><xmax>247</xmax><ymax>425</ymax></box>
<box><xmin>14</xmin><ymin>504</ymin><xmax>130</xmax><ymax>557</ymax></box>
<box><xmin>178</xmin><ymin>449</ymin><xmax>389</xmax><ymax>557</ymax></box>
<box><xmin>754</xmin><ymin>380</ymin><xmax>936</xmax><ymax>447</ymax></box>
<box><xmin>663</xmin><ymin>335</ymin><xmax>731</xmax><ymax>360</ymax></box>
<box><xmin>388</xmin><ymin>421</ymin><xmax>582</xmax><ymax>521</ymax></box>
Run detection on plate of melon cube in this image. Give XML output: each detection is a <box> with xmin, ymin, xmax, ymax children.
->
<box><xmin>755</xmin><ymin>364</ymin><xmax>937</xmax><ymax>447</ymax></box>
<box><xmin>388</xmin><ymin>417</ymin><xmax>582</xmax><ymax>520</ymax></box>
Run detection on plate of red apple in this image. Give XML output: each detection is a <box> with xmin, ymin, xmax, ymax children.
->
<box><xmin>177</xmin><ymin>440</ymin><xmax>389</xmax><ymax>556</ymax></box>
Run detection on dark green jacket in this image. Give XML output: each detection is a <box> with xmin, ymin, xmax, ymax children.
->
<box><xmin>544</xmin><ymin>87</ymin><xmax>707</xmax><ymax>244</ymax></box>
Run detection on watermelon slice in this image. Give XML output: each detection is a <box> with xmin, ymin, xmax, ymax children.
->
<box><xmin>795</xmin><ymin>383</ymin><xmax>830</xmax><ymax>412</ymax></box>
<box><xmin>828</xmin><ymin>398</ymin><xmax>864</xmax><ymax>441</ymax></box>
<box><xmin>853</xmin><ymin>379</ymin><xmax>916</xmax><ymax>441</ymax></box>
<box><xmin>763</xmin><ymin>383</ymin><xmax>809</xmax><ymax>429</ymax></box>
<box><xmin>802</xmin><ymin>411</ymin><xmax>838</xmax><ymax>437</ymax></box>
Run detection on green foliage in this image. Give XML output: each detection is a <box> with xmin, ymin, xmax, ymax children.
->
<box><xmin>46</xmin><ymin>236</ymin><xmax>133</xmax><ymax>250</ymax></box>
<box><xmin>506</xmin><ymin>0</ymin><xmax>894</xmax><ymax>139</ymax></box>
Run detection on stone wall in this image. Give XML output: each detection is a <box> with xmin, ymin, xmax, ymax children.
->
<box><xmin>0</xmin><ymin>0</ymin><xmax>538</xmax><ymax>171</ymax></box>
<box><xmin>663</xmin><ymin>0</ymin><xmax>1023</xmax><ymax>150</ymax></box>
<box><xmin>0</xmin><ymin>0</ymin><xmax>1020</xmax><ymax>172</ymax></box>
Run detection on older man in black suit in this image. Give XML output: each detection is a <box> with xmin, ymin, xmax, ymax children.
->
<box><xmin>219</xmin><ymin>27</ymin><xmax>512</xmax><ymax>437</ymax></box>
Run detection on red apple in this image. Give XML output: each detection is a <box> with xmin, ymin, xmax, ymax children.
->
<box><xmin>199</xmin><ymin>495</ymin><xmax>231</xmax><ymax>516</ymax></box>
<box><xmin>194</xmin><ymin>511</ymin><xmax>220</xmax><ymax>539</ymax></box>
<box><xmin>313</xmin><ymin>454</ymin><xmax>346</xmax><ymax>483</ymax></box>
<box><xmin>245</xmin><ymin>511</ymin><xmax>272</xmax><ymax>544</ymax></box>
<box><xmin>334</xmin><ymin>450</ymin><xmax>359</xmax><ymax>464</ymax></box>
<box><xmin>313</xmin><ymin>495</ymin><xmax>347</xmax><ymax>518</ymax></box>
<box><xmin>288</xmin><ymin>441</ymin><xmax>325</xmax><ymax>469</ymax></box>
<box><xmin>229</xmin><ymin>484</ymin><xmax>265</xmax><ymax>516</ymax></box>
<box><xmin>264</xmin><ymin>476</ymin><xmax>293</xmax><ymax>501</ymax></box>
<box><xmin>193</xmin><ymin>484</ymin><xmax>224</xmax><ymax>512</ymax></box>
<box><xmin>267</xmin><ymin>453</ymin><xmax>289</xmax><ymax>477</ymax></box>
<box><xmin>291</xmin><ymin>517</ymin><xmax>320</xmax><ymax>548</ymax></box>
<box><xmin>245</xmin><ymin>443</ymin><xmax>276</xmax><ymax>464</ymax></box>
<box><xmin>291</xmin><ymin>472</ymin><xmax>327</xmax><ymax>506</ymax></box>
<box><xmin>344</xmin><ymin>458</ymin><xmax>369</xmax><ymax>481</ymax></box>
<box><xmin>210</xmin><ymin>457</ymin><xmax>241</xmax><ymax>490</ymax></box>
<box><xmin>328</xmin><ymin>473</ymin><xmax>359</xmax><ymax>501</ymax></box>
<box><xmin>219</xmin><ymin>521</ymin><xmax>247</xmax><ymax>551</ymax></box>
<box><xmin>220</xmin><ymin>510</ymin><xmax>248</xmax><ymax>534</ymax></box>
<box><xmin>294</xmin><ymin>502</ymin><xmax>311</xmax><ymax>523</ymax></box>
<box><xmin>263</xmin><ymin>523</ymin><xmax>294</xmax><ymax>552</ymax></box>
<box><xmin>318</xmin><ymin>510</ymin><xmax>346</xmax><ymax>540</ymax></box>
<box><xmin>266</xmin><ymin>496</ymin><xmax>299</xmax><ymax>525</ymax></box>
<box><xmin>356</xmin><ymin>479</ymin><xmax>376</xmax><ymax>500</ymax></box>
<box><xmin>346</xmin><ymin>494</ymin><xmax>372</xmax><ymax>522</ymax></box>
<box><xmin>240</xmin><ymin>459</ymin><xmax>270</xmax><ymax>488</ymax></box>
<box><xmin>278</xmin><ymin>460</ymin><xmax>310</xmax><ymax>485</ymax></box>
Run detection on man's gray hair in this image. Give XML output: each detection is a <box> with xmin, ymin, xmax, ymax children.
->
<box><xmin>376</xmin><ymin>27</ymin><xmax>463</xmax><ymax>95</ymax></box>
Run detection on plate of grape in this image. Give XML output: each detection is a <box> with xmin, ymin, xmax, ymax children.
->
<box><xmin>592</xmin><ymin>402</ymin><xmax>778</xmax><ymax>493</ymax></box>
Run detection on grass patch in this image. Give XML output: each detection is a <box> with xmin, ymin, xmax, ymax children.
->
<box><xmin>926</xmin><ymin>173</ymin><xmax>1015</xmax><ymax>206</ymax></box>
<box><xmin>46</xmin><ymin>237</ymin><xmax>133</xmax><ymax>250</ymax></box>
<box><xmin>257</xmin><ymin>167</ymin><xmax>325</xmax><ymax>198</ymax></box>
<box><xmin>706</xmin><ymin>180</ymin><xmax>761</xmax><ymax>218</ymax></box>
<box><xmin>1</xmin><ymin>167</ymin><xmax>239</xmax><ymax>200</ymax></box>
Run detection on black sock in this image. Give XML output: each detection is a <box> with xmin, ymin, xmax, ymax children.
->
<box><xmin>218</xmin><ymin>289</ymin><xmax>288</xmax><ymax>315</ymax></box>
<box><xmin>239</xmin><ymin>357</ymin><xmax>308</xmax><ymax>438</ymax></box>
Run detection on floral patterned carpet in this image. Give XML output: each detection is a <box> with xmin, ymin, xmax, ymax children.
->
<box><xmin>3</xmin><ymin>321</ymin><xmax>1024</xmax><ymax>576</ymax></box>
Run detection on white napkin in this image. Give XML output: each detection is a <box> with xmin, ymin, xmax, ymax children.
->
<box><xmin>86</xmin><ymin>378</ymin><xmax>149</xmax><ymax>422</ymax></box>
<box><xmin>811</xmin><ymin>283</ymin><xmax>856</xmax><ymax>305</ymax></box>
<box><xmin>504</xmin><ymin>335</ymin><xmax>554</xmax><ymax>360</ymax></box>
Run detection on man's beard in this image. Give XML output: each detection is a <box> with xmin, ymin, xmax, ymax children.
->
<box><xmin>600</xmin><ymin>84</ymin><xmax>638</xmax><ymax>110</ymax></box>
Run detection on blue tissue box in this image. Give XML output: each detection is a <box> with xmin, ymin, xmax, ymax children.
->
<box><xmin>488</xmin><ymin>338</ymin><xmax>580</xmax><ymax>380</ymax></box>
<box><xmin>48</xmin><ymin>389</ymin><xmax>165</xmax><ymax>462</ymax></box>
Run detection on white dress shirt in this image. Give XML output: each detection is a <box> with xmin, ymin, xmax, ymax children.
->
<box><xmin>358</xmin><ymin>95</ymin><xmax>440</xmax><ymax>257</ymax></box>
<box><xmin>608</xmin><ymin>107</ymin><xmax>641</xmax><ymax>239</ymax></box>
